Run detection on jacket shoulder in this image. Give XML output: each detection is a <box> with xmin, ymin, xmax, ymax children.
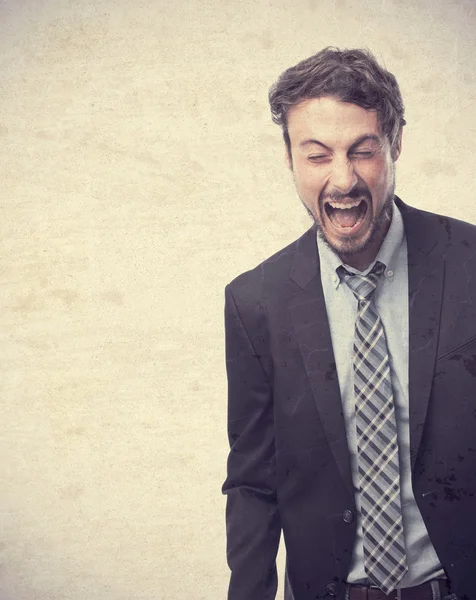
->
<box><xmin>398</xmin><ymin>199</ymin><xmax>476</xmax><ymax>257</ymax></box>
<box><xmin>441</xmin><ymin>214</ymin><xmax>476</xmax><ymax>249</ymax></box>
<box><xmin>226</xmin><ymin>226</ymin><xmax>315</xmax><ymax>301</ymax></box>
<box><xmin>418</xmin><ymin>207</ymin><xmax>476</xmax><ymax>253</ymax></box>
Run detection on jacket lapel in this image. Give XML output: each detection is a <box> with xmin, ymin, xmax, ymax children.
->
<box><xmin>398</xmin><ymin>199</ymin><xmax>445</xmax><ymax>469</ymax></box>
<box><xmin>289</xmin><ymin>226</ymin><xmax>354</xmax><ymax>494</ymax></box>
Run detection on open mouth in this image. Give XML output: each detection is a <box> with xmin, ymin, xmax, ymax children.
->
<box><xmin>324</xmin><ymin>198</ymin><xmax>368</xmax><ymax>230</ymax></box>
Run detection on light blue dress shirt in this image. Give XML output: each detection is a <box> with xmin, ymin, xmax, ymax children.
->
<box><xmin>316</xmin><ymin>203</ymin><xmax>445</xmax><ymax>587</ymax></box>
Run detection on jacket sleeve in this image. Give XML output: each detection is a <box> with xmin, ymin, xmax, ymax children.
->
<box><xmin>222</xmin><ymin>283</ymin><xmax>281</xmax><ymax>600</ymax></box>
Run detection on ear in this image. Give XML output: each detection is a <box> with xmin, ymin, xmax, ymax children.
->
<box><xmin>392</xmin><ymin>128</ymin><xmax>403</xmax><ymax>161</ymax></box>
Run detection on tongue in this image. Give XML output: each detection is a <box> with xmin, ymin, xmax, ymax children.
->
<box><xmin>329</xmin><ymin>206</ymin><xmax>361</xmax><ymax>229</ymax></box>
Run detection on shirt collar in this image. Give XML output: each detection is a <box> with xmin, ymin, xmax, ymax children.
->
<box><xmin>316</xmin><ymin>201</ymin><xmax>405</xmax><ymax>290</ymax></box>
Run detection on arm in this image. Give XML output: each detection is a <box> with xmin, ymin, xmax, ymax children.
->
<box><xmin>222</xmin><ymin>284</ymin><xmax>281</xmax><ymax>600</ymax></box>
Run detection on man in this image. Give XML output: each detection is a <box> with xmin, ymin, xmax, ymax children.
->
<box><xmin>222</xmin><ymin>47</ymin><xmax>476</xmax><ymax>600</ymax></box>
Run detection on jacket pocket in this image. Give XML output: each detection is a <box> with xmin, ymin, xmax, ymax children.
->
<box><xmin>437</xmin><ymin>333</ymin><xmax>476</xmax><ymax>360</ymax></box>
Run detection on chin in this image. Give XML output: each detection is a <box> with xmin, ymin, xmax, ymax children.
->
<box><xmin>328</xmin><ymin>235</ymin><xmax>372</xmax><ymax>258</ymax></box>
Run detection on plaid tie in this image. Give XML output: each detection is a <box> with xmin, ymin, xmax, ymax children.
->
<box><xmin>338</xmin><ymin>261</ymin><xmax>408</xmax><ymax>594</ymax></box>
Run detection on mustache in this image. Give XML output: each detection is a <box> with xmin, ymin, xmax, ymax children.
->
<box><xmin>322</xmin><ymin>188</ymin><xmax>370</xmax><ymax>202</ymax></box>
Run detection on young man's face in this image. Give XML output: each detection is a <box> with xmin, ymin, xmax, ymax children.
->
<box><xmin>286</xmin><ymin>96</ymin><xmax>401</xmax><ymax>269</ymax></box>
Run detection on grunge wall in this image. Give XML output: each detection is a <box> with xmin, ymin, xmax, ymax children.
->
<box><xmin>0</xmin><ymin>0</ymin><xmax>475</xmax><ymax>598</ymax></box>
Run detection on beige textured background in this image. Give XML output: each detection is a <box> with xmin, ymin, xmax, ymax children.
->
<box><xmin>1</xmin><ymin>0</ymin><xmax>475</xmax><ymax>598</ymax></box>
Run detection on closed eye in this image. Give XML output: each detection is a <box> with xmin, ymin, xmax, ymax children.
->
<box><xmin>350</xmin><ymin>151</ymin><xmax>374</xmax><ymax>158</ymax></box>
<box><xmin>308</xmin><ymin>155</ymin><xmax>329</xmax><ymax>162</ymax></box>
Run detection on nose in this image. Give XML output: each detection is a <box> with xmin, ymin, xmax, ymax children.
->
<box><xmin>329</xmin><ymin>157</ymin><xmax>358</xmax><ymax>194</ymax></box>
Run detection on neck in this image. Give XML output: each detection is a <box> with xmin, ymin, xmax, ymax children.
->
<box><xmin>339</xmin><ymin>245</ymin><xmax>381</xmax><ymax>271</ymax></box>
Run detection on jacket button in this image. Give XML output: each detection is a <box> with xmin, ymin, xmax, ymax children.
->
<box><xmin>326</xmin><ymin>582</ymin><xmax>338</xmax><ymax>596</ymax></box>
<box><xmin>343</xmin><ymin>509</ymin><xmax>354</xmax><ymax>524</ymax></box>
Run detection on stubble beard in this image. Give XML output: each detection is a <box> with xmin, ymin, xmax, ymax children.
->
<box><xmin>302</xmin><ymin>181</ymin><xmax>396</xmax><ymax>262</ymax></box>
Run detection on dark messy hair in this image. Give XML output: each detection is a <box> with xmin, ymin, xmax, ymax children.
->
<box><xmin>268</xmin><ymin>47</ymin><xmax>406</xmax><ymax>158</ymax></box>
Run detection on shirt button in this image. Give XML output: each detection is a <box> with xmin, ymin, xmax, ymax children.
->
<box><xmin>387</xmin><ymin>269</ymin><xmax>394</xmax><ymax>277</ymax></box>
<box><xmin>343</xmin><ymin>509</ymin><xmax>354</xmax><ymax>524</ymax></box>
<box><xmin>326</xmin><ymin>582</ymin><xmax>338</xmax><ymax>596</ymax></box>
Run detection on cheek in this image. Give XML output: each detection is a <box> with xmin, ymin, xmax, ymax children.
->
<box><xmin>295</xmin><ymin>167</ymin><xmax>326</xmax><ymax>196</ymax></box>
<box><xmin>363</xmin><ymin>161</ymin><xmax>392</xmax><ymax>192</ymax></box>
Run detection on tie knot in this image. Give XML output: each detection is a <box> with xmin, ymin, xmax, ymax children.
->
<box><xmin>338</xmin><ymin>261</ymin><xmax>386</xmax><ymax>302</ymax></box>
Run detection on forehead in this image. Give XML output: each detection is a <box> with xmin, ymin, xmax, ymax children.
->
<box><xmin>287</xmin><ymin>96</ymin><xmax>381</xmax><ymax>147</ymax></box>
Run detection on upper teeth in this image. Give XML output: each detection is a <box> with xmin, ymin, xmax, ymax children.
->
<box><xmin>328</xmin><ymin>199</ymin><xmax>363</xmax><ymax>209</ymax></box>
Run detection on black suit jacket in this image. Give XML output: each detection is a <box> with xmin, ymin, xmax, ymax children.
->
<box><xmin>222</xmin><ymin>198</ymin><xmax>476</xmax><ymax>600</ymax></box>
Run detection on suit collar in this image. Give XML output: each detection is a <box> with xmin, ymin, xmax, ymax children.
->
<box><xmin>290</xmin><ymin>223</ymin><xmax>320</xmax><ymax>289</ymax></box>
<box><xmin>397</xmin><ymin>197</ymin><xmax>446</xmax><ymax>468</ymax></box>
<box><xmin>289</xmin><ymin>225</ymin><xmax>354</xmax><ymax>492</ymax></box>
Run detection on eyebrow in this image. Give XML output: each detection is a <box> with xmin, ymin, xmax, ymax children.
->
<box><xmin>299</xmin><ymin>134</ymin><xmax>382</xmax><ymax>151</ymax></box>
